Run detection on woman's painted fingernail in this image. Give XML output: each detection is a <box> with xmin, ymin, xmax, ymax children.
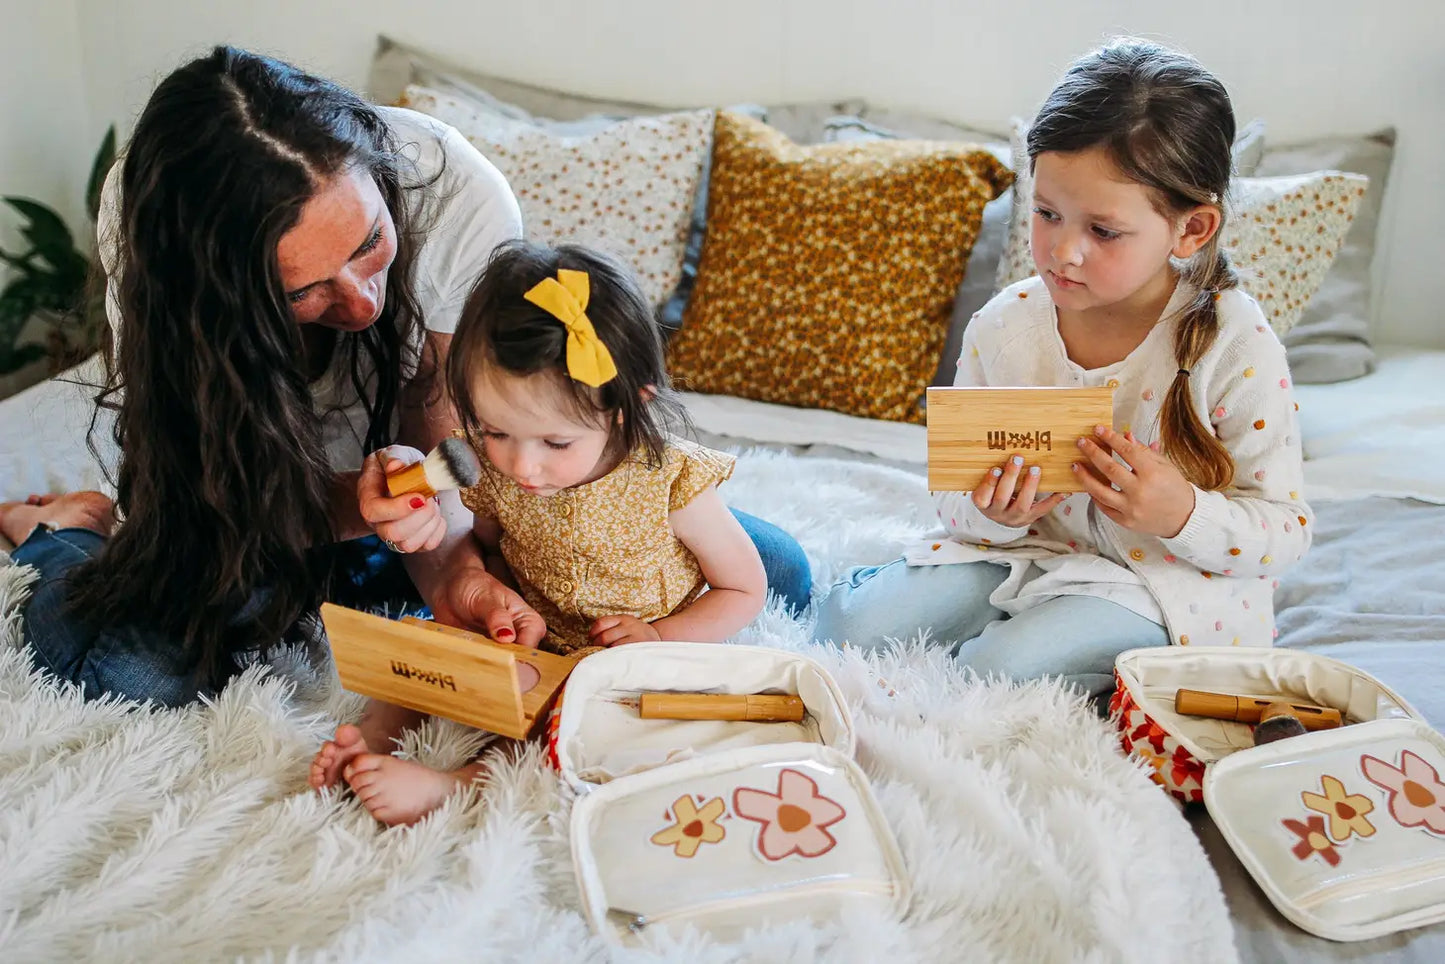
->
<box><xmin>991</xmin><ymin>467</ymin><xmax>1003</xmax><ymax>478</ymax></box>
<box><xmin>410</xmin><ymin>497</ymin><xmax>425</xmax><ymax>509</ymax></box>
<box><xmin>1011</xmin><ymin>455</ymin><xmax>1024</xmax><ymax>467</ymax></box>
<box><xmin>495</xmin><ymin>627</ymin><xmax>515</xmax><ymax>640</ymax></box>
<box><xmin>1029</xmin><ymin>466</ymin><xmax>1040</xmax><ymax>476</ymax></box>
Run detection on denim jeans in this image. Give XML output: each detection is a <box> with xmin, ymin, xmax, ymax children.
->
<box><xmin>813</xmin><ymin>557</ymin><xmax>1168</xmax><ymax>700</ymax></box>
<box><xmin>11</xmin><ymin>509</ymin><xmax>812</xmax><ymax>706</ymax></box>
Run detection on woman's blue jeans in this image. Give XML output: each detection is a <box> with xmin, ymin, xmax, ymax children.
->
<box><xmin>9</xmin><ymin>509</ymin><xmax>811</xmax><ymax>706</ymax></box>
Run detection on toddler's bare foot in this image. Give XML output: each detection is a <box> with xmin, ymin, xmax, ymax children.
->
<box><xmin>309</xmin><ymin>723</ymin><xmax>371</xmax><ymax>790</ymax></box>
<box><xmin>0</xmin><ymin>491</ymin><xmax>115</xmax><ymax>545</ymax></box>
<box><xmin>343</xmin><ymin>755</ymin><xmax>483</xmax><ymax>827</ymax></box>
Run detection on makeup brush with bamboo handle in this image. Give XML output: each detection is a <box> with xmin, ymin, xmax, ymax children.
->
<box><xmin>637</xmin><ymin>692</ymin><xmax>806</xmax><ymax>722</ymax></box>
<box><xmin>1174</xmin><ymin>688</ymin><xmax>1343</xmax><ymax>731</ymax></box>
<box><xmin>385</xmin><ymin>437</ymin><xmax>482</xmax><ymax>498</ymax></box>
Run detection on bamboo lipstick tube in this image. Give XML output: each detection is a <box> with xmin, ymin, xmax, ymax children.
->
<box><xmin>638</xmin><ymin>693</ymin><xmax>806</xmax><ymax>723</ymax></box>
<box><xmin>1174</xmin><ymin>688</ymin><xmax>1343</xmax><ymax>730</ymax></box>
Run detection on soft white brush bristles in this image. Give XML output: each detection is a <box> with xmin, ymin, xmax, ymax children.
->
<box><xmin>421</xmin><ymin>437</ymin><xmax>482</xmax><ymax>492</ymax></box>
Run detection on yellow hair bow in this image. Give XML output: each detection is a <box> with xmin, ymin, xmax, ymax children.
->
<box><xmin>523</xmin><ymin>269</ymin><xmax>618</xmax><ymax>388</ymax></box>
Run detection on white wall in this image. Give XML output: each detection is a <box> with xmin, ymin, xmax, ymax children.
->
<box><xmin>0</xmin><ymin>0</ymin><xmax>92</xmax><ymax>272</ymax></box>
<box><xmin>68</xmin><ymin>0</ymin><xmax>1445</xmax><ymax>348</ymax></box>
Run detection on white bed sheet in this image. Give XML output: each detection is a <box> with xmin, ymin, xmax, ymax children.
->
<box><xmin>2</xmin><ymin>346</ymin><xmax>1441</xmax><ymax>511</ymax></box>
<box><xmin>681</xmin><ymin>344</ymin><xmax>1445</xmax><ymax>503</ymax></box>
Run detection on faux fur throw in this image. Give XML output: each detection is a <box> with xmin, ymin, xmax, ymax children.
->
<box><xmin>0</xmin><ymin>453</ymin><xmax>1235</xmax><ymax>962</ymax></box>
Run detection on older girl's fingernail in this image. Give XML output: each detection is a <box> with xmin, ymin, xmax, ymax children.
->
<box><xmin>1011</xmin><ymin>455</ymin><xmax>1023</xmax><ymax>467</ymax></box>
<box><xmin>991</xmin><ymin>467</ymin><xmax>1003</xmax><ymax>478</ymax></box>
<box><xmin>410</xmin><ymin>497</ymin><xmax>425</xmax><ymax>509</ymax></box>
<box><xmin>1095</xmin><ymin>424</ymin><xmax>1107</xmax><ymax>436</ymax></box>
<box><xmin>1071</xmin><ymin>463</ymin><xmax>1081</xmax><ymax>471</ymax></box>
<box><xmin>1077</xmin><ymin>437</ymin><xmax>1087</xmax><ymax>448</ymax></box>
<box><xmin>1029</xmin><ymin>466</ymin><xmax>1040</xmax><ymax>476</ymax></box>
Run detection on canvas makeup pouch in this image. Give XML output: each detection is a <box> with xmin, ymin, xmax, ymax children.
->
<box><xmin>550</xmin><ymin>642</ymin><xmax>908</xmax><ymax>946</ymax></box>
<box><xmin>1112</xmin><ymin>647</ymin><xmax>1422</xmax><ymax>804</ymax></box>
<box><xmin>1114</xmin><ymin>646</ymin><xmax>1444</xmax><ymax>940</ymax></box>
<box><xmin>571</xmin><ymin>742</ymin><xmax>909</xmax><ymax>946</ymax></box>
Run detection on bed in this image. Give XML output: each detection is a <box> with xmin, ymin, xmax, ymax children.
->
<box><xmin>1</xmin><ymin>344</ymin><xmax>1441</xmax><ymax>960</ymax></box>
<box><xmin>684</xmin><ymin>345</ymin><xmax>1445</xmax><ymax>962</ymax></box>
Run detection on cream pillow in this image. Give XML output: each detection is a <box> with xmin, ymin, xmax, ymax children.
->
<box><xmin>995</xmin><ymin>121</ymin><xmax>1367</xmax><ymax>336</ymax></box>
<box><xmin>400</xmin><ymin>84</ymin><xmax>711</xmax><ymax>307</ymax></box>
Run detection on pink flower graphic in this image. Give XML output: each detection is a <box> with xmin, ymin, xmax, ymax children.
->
<box><xmin>1361</xmin><ymin>751</ymin><xmax>1445</xmax><ymax>835</ymax></box>
<box><xmin>733</xmin><ymin>768</ymin><xmax>846</xmax><ymax>861</ymax></box>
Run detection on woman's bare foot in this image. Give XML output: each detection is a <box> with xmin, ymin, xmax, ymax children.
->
<box><xmin>309</xmin><ymin>723</ymin><xmax>371</xmax><ymax>790</ymax></box>
<box><xmin>342</xmin><ymin>755</ymin><xmax>485</xmax><ymax>827</ymax></box>
<box><xmin>0</xmin><ymin>491</ymin><xmax>115</xmax><ymax>545</ymax></box>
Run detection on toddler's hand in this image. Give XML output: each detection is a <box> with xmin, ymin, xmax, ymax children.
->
<box><xmin>1072</xmin><ymin>426</ymin><xmax>1196</xmax><ymax>538</ymax></box>
<box><xmin>357</xmin><ymin>446</ymin><xmax>447</xmax><ymax>553</ymax></box>
<box><xmin>972</xmin><ymin>454</ymin><xmax>1068</xmax><ymax>528</ymax></box>
<box><xmin>588</xmin><ymin>615</ymin><xmax>662</xmax><ymax>648</ymax></box>
<box><xmin>439</xmin><ymin>567</ymin><xmax>547</xmax><ymax>647</ymax></box>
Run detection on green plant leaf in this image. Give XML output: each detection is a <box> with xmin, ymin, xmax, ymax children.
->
<box><xmin>2</xmin><ymin>196</ymin><xmax>76</xmax><ymax>261</ymax></box>
<box><xmin>0</xmin><ymin>341</ymin><xmax>46</xmax><ymax>375</ymax></box>
<box><xmin>86</xmin><ymin>126</ymin><xmax>118</xmax><ymax>222</ymax></box>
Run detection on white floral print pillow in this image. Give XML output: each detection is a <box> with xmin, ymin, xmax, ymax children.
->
<box><xmin>401</xmin><ymin>84</ymin><xmax>711</xmax><ymax>308</ymax></box>
<box><xmin>994</xmin><ymin>120</ymin><xmax>1368</xmax><ymax>337</ymax></box>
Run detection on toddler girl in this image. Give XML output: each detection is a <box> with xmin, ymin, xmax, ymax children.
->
<box><xmin>312</xmin><ymin>240</ymin><xmax>767</xmax><ymax>823</ymax></box>
<box><xmin>814</xmin><ymin>39</ymin><xmax>1312</xmax><ymax>699</ymax></box>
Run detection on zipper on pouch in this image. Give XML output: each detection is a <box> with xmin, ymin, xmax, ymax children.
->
<box><xmin>1293</xmin><ymin>857</ymin><xmax>1445</xmax><ymax>911</ymax></box>
<box><xmin>606</xmin><ymin>877</ymin><xmax>898</xmax><ymax>934</ymax></box>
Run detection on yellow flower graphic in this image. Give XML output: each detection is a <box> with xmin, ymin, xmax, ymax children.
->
<box><xmin>1302</xmin><ymin>774</ymin><xmax>1376</xmax><ymax>841</ymax></box>
<box><xmin>650</xmin><ymin>795</ymin><xmax>726</xmax><ymax>858</ymax></box>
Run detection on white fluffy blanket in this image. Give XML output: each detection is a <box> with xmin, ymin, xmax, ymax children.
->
<box><xmin>0</xmin><ymin>452</ymin><xmax>1235</xmax><ymax>962</ymax></box>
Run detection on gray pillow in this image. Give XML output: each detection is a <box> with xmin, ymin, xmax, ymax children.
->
<box><xmin>1255</xmin><ymin>130</ymin><xmax>1396</xmax><ymax>383</ymax></box>
<box><xmin>368</xmin><ymin>35</ymin><xmax>863</xmax><ymax>331</ymax></box>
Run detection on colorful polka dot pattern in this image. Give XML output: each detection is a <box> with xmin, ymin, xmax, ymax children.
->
<box><xmin>400</xmin><ymin>84</ymin><xmax>711</xmax><ymax>308</ymax></box>
<box><xmin>668</xmin><ymin>111</ymin><xmax>1012</xmax><ymax>424</ymax></box>
<box><xmin>994</xmin><ymin>121</ymin><xmax>1368</xmax><ymax>337</ymax></box>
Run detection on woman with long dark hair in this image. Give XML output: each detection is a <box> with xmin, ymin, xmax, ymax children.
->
<box><xmin>0</xmin><ymin>47</ymin><xmax>811</xmax><ymax>712</ymax></box>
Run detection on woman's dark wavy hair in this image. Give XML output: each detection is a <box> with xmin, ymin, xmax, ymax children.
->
<box><xmin>1028</xmin><ymin>38</ymin><xmax>1239</xmax><ymax>490</ymax></box>
<box><xmin>447</xmin><ymin>241</ymin><xmax>685</xmax><ymax>466</ymax></box>
<box><xmin>72</xmin><ymin>46</ymin><xmax>436</xmax><ymax>689</ymax></box>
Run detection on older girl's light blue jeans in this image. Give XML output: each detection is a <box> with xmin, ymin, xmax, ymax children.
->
<box><xmin>813</xmin><ymin>557</ymin><xmax>1169</xmax><ymax>700</ymax></box>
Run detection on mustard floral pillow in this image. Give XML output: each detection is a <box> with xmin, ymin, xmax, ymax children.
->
<box><xmin>667</xmin><ymin>111</ymin><xmax>1012</xmax><ymax>424</ymax></box>
<box><xmin>994</xmin><ymin>121</ymin><xmax>1368</xmax><ymax>337</ymax></box>
<box><xmin>400</xmin><ymin>84</ymin><xmax>711</xmax><ymax>307</ymax></box>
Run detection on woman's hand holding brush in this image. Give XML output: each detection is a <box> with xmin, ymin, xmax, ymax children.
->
<box><xmin>358</xmin><ymin>439</ymin><xmax>480</xmax><ymax>554</ymax></box>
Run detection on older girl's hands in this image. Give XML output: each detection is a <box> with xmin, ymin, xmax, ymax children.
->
<box><xmin>972</xmin><ymin>454</ymin><xmax>1068</xmax><ymax>528</ymax></box>
<box><xmin>1072</xmin><ymin>426</ymin><xmax>1196</xmax><ymax>538</ymax></box>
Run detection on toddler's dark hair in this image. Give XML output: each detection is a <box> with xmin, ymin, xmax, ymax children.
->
<box><xmin>447</xmin><ymin>240</ymin><xmax>684</xmax><ymax>465</ymax></box>
<box><xmin>1030</xmin><ymin>38</ymin><xmax>1238</xmax><ymax>490</ymax></box>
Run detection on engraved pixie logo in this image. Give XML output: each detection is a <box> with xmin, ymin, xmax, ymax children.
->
<box><xmin>986</xmin><ymin>430</ymin><xmax>1052</xmax><ymax>451</ymax></box>
<box><xmin>390</xmin><ymin>660</ymin><xmax>457</xmax><ymax>692</ymax></box>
